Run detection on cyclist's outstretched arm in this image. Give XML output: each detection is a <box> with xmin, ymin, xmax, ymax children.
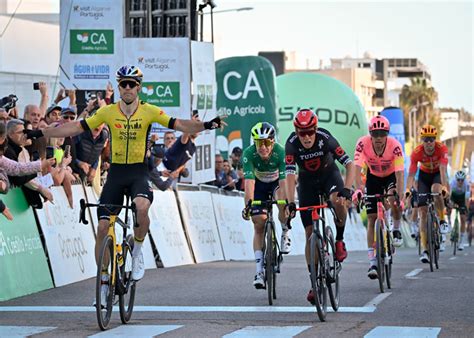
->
<box><xmin>26</xmin><ymin>121</ymin><xmax>84</xmax><ymax>139</ymax></box>
<box><xmin>395</xmin><ymin>170</ymin><xmax>405</xmax><ymax>198</ymax></box>
<box><xmin>343</xmin><ymin>161</ymin><xmax>355</xmax><ymax>190</ymax></box>
<box><xmin>354</xmin><ymin>164</ymin><xmax>365</xmax><ymax>191</ymax></box>
<box><xmin>173</xmin><ymin>115</ymin><xmax>224</xmax><ymax>134</ymax></box>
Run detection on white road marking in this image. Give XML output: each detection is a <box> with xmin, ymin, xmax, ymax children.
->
<box><xmin>405</xmin><ymin>268</ymin><xmax>423</xmax><ymax>279</ymax></box>
<box><xmin>0</xmin><ymin>325</ymin><xmax>56</xmax><ymax>337</ymax></box>
<box><xmin>449</xmin><ymin>257</ymin><xmax>457</xmax><ymax>260</ymax></box>
<box><xmin>364</xmin><ymin>326</ymin><xmax>441</xmax><ymax>337</ymax></box>
<box><xmin>223</xmin><ymin>326</ymin><xmax>311</xmax><ymax>338</ymax></box>
<box><xmin>88</xmin><ymin>325</ymin><xmax>182</xmax><ymax>337</ymax></box>
<box><xmin>363</xmin><ymin>292</ymin><xmax>392</xmax><ymax>308</ymax></box>
<box><xmin>0</xmin><ymin>305</ymin><xmax>376</xmax><ymax>313</ymax></box>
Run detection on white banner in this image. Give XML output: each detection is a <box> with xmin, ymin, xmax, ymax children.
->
<box><xmin>83</xmin><ymin>186</ymin><xmax>156</xmax><ymax>270</ymax></box>
<box><xmin>60</xmin><ymin>0</ymin><xmax>123</xmax><ymax>90</ymax></box>
<box><xmin>211</xmin><ymin>194</ymin><xmax>253</xmax><ymax>260</ymax></box>
<box><xmin>149</xmin><ymin>190</ymin><xmax>194</xmax><ymax>267</ymax></box>
<box><xmin>189</xmin><ymin>42</ymin><xmax>217</xmax><ymax>184</ymax></box>
<box><xmin>123</xmin><ymin>38</ymin><xmax>191</xmax><ymax>128</ymax></box>
<box><xmin>177</xmin><ymin>191</ymin><xmax>224</xmax><ymax>262</ymax></box>
<box><xmin>35</xmin><ymin>186</ymin><xmax>96</xmax><ymax>287</ymax></box>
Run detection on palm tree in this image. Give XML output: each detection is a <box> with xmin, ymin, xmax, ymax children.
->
<box><xmin>399</xmin><ymin>77</ymin><xmax>439</xmax><ymax>142</ymax></box>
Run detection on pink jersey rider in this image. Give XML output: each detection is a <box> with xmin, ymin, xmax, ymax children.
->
<box><xmin>354</xmin><ymin>135</ymin><xmax>404</xmax><ymax>178</ymax></box>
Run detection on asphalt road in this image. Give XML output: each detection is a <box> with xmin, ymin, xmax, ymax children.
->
<box><xmin>1</xmin><ymin>246</ymin><xmax>473</xmax><ymax>337</ymax></box>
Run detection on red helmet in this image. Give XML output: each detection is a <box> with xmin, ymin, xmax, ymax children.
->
<box><xmin>368</xmin><ymin>115</ymin><xmax>390</xmax><ymax>132</ymax></box>
<box><xmin>294</xmin><ymin>109</ymin><xmax>318</xmax><ymax>129</ymax></box>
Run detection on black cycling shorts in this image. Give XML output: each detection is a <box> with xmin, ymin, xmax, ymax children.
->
<box><xmin>450</xmin><ymin>192</ymin><xmax>467</xmax><ymax>215</ymax></box>
<box><xmin>297</xmin><ymin>166</ymin><xmax>344</xmax><ymax>227</ymax></box>
<box><xmin>365</xmin><ymin>171</ymin><xmax>397</xmax><ymax>215</ymax></box>
<box><xmin>250</xmin><ymin>179</ymin><xmax>279</xmax><ymax>216</ymax></box>
<box><xmin>417</xmin><ymin>170</ymin><xmax>441</xmax><ymax>207</ymax></box>
<box><xmin>98</xmin><ymin>163</ymin><xmax>153</xmax><ymax>220</ymax></box>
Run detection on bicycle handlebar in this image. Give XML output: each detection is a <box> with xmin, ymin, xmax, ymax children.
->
<box><xmin>78</xmin><ymin>198</ymin><xmax>136</xmax><ymax>225</ymax></box>
<box><xmin>295</xmin><ymin>200</ymin><xmax>341</xmax><ymax>224</ymax></box>
<box><xmin>251</xmin><ymin>199</ymin><xmax>287</xmax><ymax>206</ymax></box>
<box><xmin>356</xmin><ymin>192</ymin><xmax>400</xmax><ymax>212</ymax></box>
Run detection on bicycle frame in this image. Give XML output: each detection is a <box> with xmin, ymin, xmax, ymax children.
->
<box><xmin>417</xmin><ymin>192</ymin><xmax>442</xmax><ymax>271</ymax></box>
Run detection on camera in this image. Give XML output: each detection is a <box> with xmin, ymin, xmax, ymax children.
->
<box><xmin>46</xmin><ymin>146</ymin><xmax>55</xmax><ymax>160</ymax></box>
<box><xmin>33</xmin><ymin>83</ymin><xmax>40</xmax><ymax>90</ymax></box>
<box><xmin>0</xmin><ymin>94</ymin><xmax>18</xmax><ymax>111</ymax></box>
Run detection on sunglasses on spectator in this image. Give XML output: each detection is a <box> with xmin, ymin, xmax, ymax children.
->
<box><xmin>297</xmin><ymin>129</ymin><xmax>316</xmax><ymax>138</ymax></box>
<box><xmin>370</xmin><ymin>130</ymin><xmax>389</xmax><ymax>138</ymax></box>
<box><xmin>255</xmin><ymin>139</ymin><xmax>273</xmax><ymax>148</ymax></box>
<box><xmin>165</xmin><ymin>136</ymin><xmax>175</xmax><ymax>140</ymax></box>
<box><xmin>422</xmin><ymin>137</ymin><xmax>435</xmax><ymax>143</ymax></box>
<box><xmin>118</xmin><ymin>80</ymin><xmax>139</xmax><ymax>89</ymax></box>
<box><xmin>62</xmin><ymin>115</ymin><xmax>75</xmax><ymax>120</ymax></box>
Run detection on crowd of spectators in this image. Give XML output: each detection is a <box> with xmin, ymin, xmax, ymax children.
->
<box><xmin>207</xmin><ymin>146</ymin><xmax>244</xmax><ymax>191</ymax></box>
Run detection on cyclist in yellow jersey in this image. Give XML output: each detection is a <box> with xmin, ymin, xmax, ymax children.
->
<box><xmin>25</xmin><ymin>65</ymin><xmax>224</xmax><ymax>290</ymax></box>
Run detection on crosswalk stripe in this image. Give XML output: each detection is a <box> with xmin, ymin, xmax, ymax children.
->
<box><xmin>88</xmin><ymin>325</ymin><xmax>182</xmax><ymax>337</ymax></box>
<box><xmin>364</xmin><ymin>326</ymin><xmax>441</xmax><ymax>337</ymax></box>
<box><xmin>0</xmin><ymin>305</ymin><xmax>375</xmax><ymax>313</ymax></box>
<box><xmin>0</xmin><ymin>325</ymin><xmax>56</xmax><ymax>337</ymax></box>
<box><xmin>223</xmin><ymin>326</ymin><xmax>311</xmax><ymax>338</ymax></box>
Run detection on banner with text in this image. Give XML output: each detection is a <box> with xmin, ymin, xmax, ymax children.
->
<box><xmin>276</xmin><ymin>73</ymin><xmax>368</xmax><ymax>171</ymax></box>
<box><xmin>60</xmin><ymin>0</ymin><xmax>123</xmax><ymax>90</ymax></box>
<box><xmin>177</xmin><ymin>191</ymin><xmax>224</xmax><ymax>263</ymax></box>
<box><xmin>123</xmin><ymin>38</ymin><xmax>191</xmax><ymax>133</ymax></box>
<box><xmin>216</xmin><ymin>56</ymin><xmax>277</xmax><ymax>158</ymax></box>
<box><xmin>149</xmin><ymin>190</ymin><xmax>194</xmax><ymax>267</ymax></box>
<box><xmin>35</xmin><ymin>186</ymin><xmax>97</xmax><ymax>287</ymax></box>
<box><xmin>0</xmin><ymin>188</ymin><xmax>53</xmax><ymax>301</ymax></box>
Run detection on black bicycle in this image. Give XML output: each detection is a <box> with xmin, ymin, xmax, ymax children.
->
<box><xmin>417</xmin><ymin>192</ymin><xmax>442</xmax><ymax>272</ymax></box>
<box><xmin>295</xmin><ymin>196</ymin><xmax>341</xmax><ymax>322</ymax></box>
<box><xmin>251</xmin><ymin>197</ymin><xmax>287</xmax><ymax>306</ymax></box>
<box><xmin>79</xmin><ymin>197</ymin><xmax>137</xmax><ymax>330</ymax></box>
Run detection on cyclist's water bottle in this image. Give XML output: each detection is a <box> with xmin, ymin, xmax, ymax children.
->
<box><xmin>117</xmin><ymin>244</ymin><xmax>124</xmax><ymax>267</ymax></box>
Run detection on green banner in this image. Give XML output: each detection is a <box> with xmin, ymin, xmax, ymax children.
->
<box><xmin>70</xmin><ymin>29</ymin><xmax>114</xmax><ymax>54</ymax></box>
<box><xmin>139</xmin><ymin>81</ymin><xmax>181</xmax><ymax>107</ymax></box>
<box><xmin>216</xmin><ymin>56</ymin><xmax>277</xmax><ymax>156</ymax></box>
<box><xmin>276</xmin><ymin>72</ymin><xmax>368</xmax><ymax>171</ymax></box>
<box><xmin>0</xmin><ymin>188</ymin><xmax>53</xmax><ymax>301</ymax></box>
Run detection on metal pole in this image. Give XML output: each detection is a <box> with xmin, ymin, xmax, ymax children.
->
<box><xmin>199</xmin><ymin>11</ymin><xmax>203</xmax><ymax>41</ymax></box>
<box><xmin>210</xmin><ymin>6</ymin><xmax>214</xmax><ymax>43</ymax></box>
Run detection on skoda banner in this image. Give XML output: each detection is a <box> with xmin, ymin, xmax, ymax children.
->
<box><xmin>60</xmin><ymin>0</ymin><xmax>123</xmax><ymax>89</ymax></box>
<box><xmin>216</xmin><ymin>56</ymin><xmax>277</xmax><ymax>156</ymax></box>
<box><xmin>123</xmin><ymin>38</ymin><xmax>192</xmax><ymax>133</ymax></box>
<box><xmin>276</xmin><ymin>72</ymin><xmax>368</xmax><ymax>170</ymax></box>
<box><xmin>0</xmin><ymin>188</ymin><xmax>53</xmax><ymax>301</ymax></box>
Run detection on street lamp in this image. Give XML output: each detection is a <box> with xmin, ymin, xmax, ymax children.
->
<box><xmin>408</xmin><ymin>101</ymin><xmax>430</xmax><ymax>145</ymax></box>
<box><xmin>197</xmin><ymin>1</ymin><xmax>254</xmax><ymax>42</ymax></box>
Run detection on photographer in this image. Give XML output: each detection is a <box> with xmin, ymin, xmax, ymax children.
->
<box><xmin>0</xmin><ymin>94</ymin><xmax>18</xmax><ymax>120</ymax></box>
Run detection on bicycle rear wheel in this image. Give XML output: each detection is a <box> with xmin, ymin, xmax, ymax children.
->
<box><xmin>427</xmin><ymin>212</ymin><xmax>435</xmax><ymax>272</ymax></box>
<box><xmin>96</xmin><ymin>235</ymin><xmax>115</xmax><ymax>331</ymax></box>
<box><xmin>452</xmin><ymin>218</ymin><xmax>459</xmax><ymax>256</ymax></box>
<box><xmin>375</xmin><ymin>220</ymin><xmax>385</xmax><ymax>293</ymax></box>
<box><xmin>272</xmin><ymin>235</ymin><xmax>278</xmax><ymax>301</ymax></box>
<box><xmin>265</xmin><ymin>221</ymin><xmax>274</xmax><ymax>306</ymax></box>
<box><xmin>325</xmin><ymin>226</ymin><xmax>339</xmax><ymax>311</ymax></box>
<box><xmin>434</xmin><ymin>221</ymin><xmax>440</xmax><ymax>270</ymax></box>
<box><xmin>310</xmin><ymin>231</ymin><xmax>327</xmax><ymax>322</ymax></box>
<box><xmin>119</xmin><ymin>235</ymin><xmax>136</xmax><ymax>324</ymax></box>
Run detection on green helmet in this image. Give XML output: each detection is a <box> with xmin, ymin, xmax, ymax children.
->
<box><xmin>251</xmin><ymin>122</ymin><xmax>276</xmax><ymax>141</ymax></box>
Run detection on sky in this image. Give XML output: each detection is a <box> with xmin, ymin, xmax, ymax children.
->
<box><xmin>206</xmin><ymin>0</ymin><xmax>473</xmax><ymax>113</ymax></box>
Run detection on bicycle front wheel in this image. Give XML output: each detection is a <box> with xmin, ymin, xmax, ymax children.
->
<box><xmin>385</xmin><ymin>229</ymin><xmax>393</xmax><ymax>290</ymax></box>
<box><xmin>96</xmin><ymin>235</ymin><xmax>115</xmax><ymax>331</ymax></box>
<box><xmin>310</xmin><ymin>232</ymin><xmax>327</xmax><ymax>322</ymax></box>
<box><xmin>119</xmin><ymin>235</ymin><xmax>136</xmax><ymax>324</ymax></box>
<box><xmin>265</xmin><ymin>221</ymin><xmax>274</xmax><ymax>306</ymax></box>
<box><xmin>375</xmin><ymin>220</ymin><xmax>385</xmax><ymax>293</ymax></box>
<box><xmin>452</xmin><ymin>218</ymin><xmax>459</xmax><ymax>256</ymax></box>
<box><xmin>427</xmin><ymin>212</ymin><xmax>435</xmax><ymax>272</ymax></box>
<box><xmin>325</xmin><ymin>226</ymin><xmax>339</xmax><ymax>311</ymax></box>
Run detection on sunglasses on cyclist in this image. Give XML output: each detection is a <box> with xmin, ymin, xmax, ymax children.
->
<box><xmin>457</xmin><ymin>178</ymin><xmax>464</xmax><ymax>182</ymax></box>
<box><xmin>118</xmin><ymin>80</ymin><xmax>139</xmax><ymax>89</ymax></box>
<box><xmin>370</xmin><ymin>130</ymin><xmax>389</xmax><ymax>138</ymax></box>
<box><xmin>422</xmin><ymin>137</ymin><xmax>435</xmax><ymax>143</ymax></box>
<box><xmin>255</xmin><ymin>139</ymin><xmax>273</xmax><ymax>148</ymax></box>
<box><xmin>297</xmin><ymin>128</ymin><xmax>316</xmax><ymax>138</ymax></box>
<box><xmin>62</xmin><ymin>115</ymin><xmax>75</xmax><ymax>120</ymax></box>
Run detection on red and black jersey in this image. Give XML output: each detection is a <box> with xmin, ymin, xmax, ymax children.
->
<box><xmin>285</xmin><ymin>128</ymin><xmax>352</xmax><ymax>177</ymax></box>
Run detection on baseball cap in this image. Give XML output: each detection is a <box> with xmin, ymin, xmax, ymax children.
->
<box><xmin>150</xmin><ymin>144</ymin><xmax>165</xmax><ymax>159</ymax></box>
<box><xmin>61</xmin><ymin>107</ymin><xmax>77</xmax><ymax>117</ymax></box>
<box><xmin>231</xmin><ymin>146</ymin><xmax>242</xmax><ymax>156</ymax></box>
<box><xmin>46</xmin><ymin>105</ymin><xmax>62</xmax><ymax>116</ymax></box>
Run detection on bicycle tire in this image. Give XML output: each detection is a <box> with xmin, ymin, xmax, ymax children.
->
<box><xmin>375</xmin><ymin>220</ymin><xmax>385</xmax><ymax>293</ymax></box>
<box><xmin>119</xmin><ymin>236</ymin><xmax>136</xmax><ymax>324</ymax></box>
<box><xmin>310</xmin><ymin>231</ymin><xmax>327</xmax><ymax>322</ymax></box>
<box><xmin>427</xmin><ymin>212</ymin><xmax>435</xmax><ymax>272</ymax></box>
<box><xmin>417</xmin><ymin>233</ymin><xmax>421</xmax><ymax>256</ymax></box>
<box><xmin>325</xmin><ymin>226</ymin><xmax>339</xmax><ymax>311</ymax></box>
<box><xmin>272</xmin><ymin>235</ymin><xmax>278</xmax><ymax>301</ymax></box>
<box><xmin>452</xmin><ymin>217</ymin><xmax>459</xmax><ymax>256</ymax></box>
<box><xmin>385</xmin><ymin>229</ymin><xmax>392</xmax><ymax>289</ymax></box>
<box><xmin>96</xmin><ymin>235</ymin><xmax>115</xmax><ymax>331</ymax></box>
<box><xmin>265</xmin><ymin>220</ymin><xmax>274</xmax><ymax>306</ymax></box>
<box><xmin>434</xmin><ymin>220</ymin><xmax>440</xmax><ymax>270</ymax></box>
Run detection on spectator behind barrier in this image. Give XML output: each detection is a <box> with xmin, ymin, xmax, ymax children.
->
<box><xmin>208</xmin><ymin>154</ymin><xmax>226</xmax><ymax>187</ymax></box>
<box><xmin>148</xmin><ymin>145</ymin><xmax>178</xmax><ymax>191</ymax></box>
<box><xmin>24</xmin><ymin>104</ymin><xmax>47</xmax><ymax>159</ymax></box>
<box><xmin>4</xmin><ymin>119</ymin><xmax>53</xmax><ymax>208</ymax></box>
<box><xmin>48</xmin><ymin>134</ymin><xmax>75</xmax><ymax>208</ymax></box>
<box><xmin>221</xmin><ymin>159</ymin><xmax>238</xmax><ymax>190</ymax></box>
<box><xmin>163</xmin><ymin>131</ymin><xmax>176</xmax><ymax>149</ymax></box>
<box><xmin>230</xmin><ymin>146</ymin><xmax>244</xmax><ymax>191</ymax></box>
<box><xmin>38</xmin><ymin>105</ymin><xmax>62</xmax><ymax>129</ymax></box>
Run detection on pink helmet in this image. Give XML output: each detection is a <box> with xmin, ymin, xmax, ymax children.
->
<box><xmin>368</xmin><ymin>115</ymin><xmax>390</xmax><ymax>132</ymax></box>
